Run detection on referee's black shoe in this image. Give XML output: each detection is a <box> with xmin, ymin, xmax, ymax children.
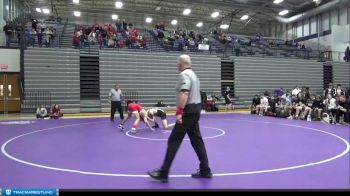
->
<box><xmin>191</xmin><ymin>170</ymin><xmax>213</xmax><ymax>178</ymax></box>
<box><xmin>147</xmin><ymin>169</ymin><xmax>168</xmax><ymax>183</ymax></box>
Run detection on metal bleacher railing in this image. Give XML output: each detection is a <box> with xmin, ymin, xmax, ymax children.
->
<box><xmin>58</xmin><ymin>18</ymin><xmax>69</xmax><ymax>48</ymax></box>
<box><xmin>21</xmin><ymin>91</ymin><xmax>51</xmax><ymax>113</ymax></box>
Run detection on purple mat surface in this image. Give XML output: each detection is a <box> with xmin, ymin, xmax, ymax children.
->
<box><xmin>0</xmin><ymin>114</ymin><xmax>349</xmax><ymax>189</ymax></box>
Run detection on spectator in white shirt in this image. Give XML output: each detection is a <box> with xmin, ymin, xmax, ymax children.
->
<box><xmin>323</xmin><ymin>94</ymin><xmax>337</xmax><ymax>118</ymax></box>
<box><xmin>36</xmin><ymin>105</ymin><xmax>49</xmax><ymax>119</ymax></box>
<box><xmin>257</xmin><ymin>95</ymin><xmax>270</xmax><ymax>115</ymax></box>
<box><xmin>292</xmin><ymin>85</ymin><xmax>301</xmax><ymax>96</ymax></box>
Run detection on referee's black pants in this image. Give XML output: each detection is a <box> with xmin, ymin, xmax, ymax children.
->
<box><xmin>111</xmin><ymin>101</ymin><xmax>124</xmax><ymax>121</ymax></box>
<box><xmin>161</xmin><ymin>104</ymin><xmax>211</xmax><ymax>174</ymax></box>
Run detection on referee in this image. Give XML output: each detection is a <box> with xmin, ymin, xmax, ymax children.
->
<box><xmin>108</xmin><ymin>83</ymin><xmax>124</xmax><ymax>122</ymax></box>
<box><xmin>148</xmin><ymin>54</ymin><xmax>212</xmax><ymax>182</ymax></box>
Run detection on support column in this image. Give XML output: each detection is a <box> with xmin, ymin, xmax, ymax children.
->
<box><xmin>0</xmin><ymin>0</ymin><xmax>6</xmax><ymax>46</ymax></box>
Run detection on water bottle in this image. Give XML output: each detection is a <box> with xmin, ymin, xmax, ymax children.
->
<box><xmin>307</xmin><ymin>115</ymin><xmax>311</xmax><ymax>122</ymax></box>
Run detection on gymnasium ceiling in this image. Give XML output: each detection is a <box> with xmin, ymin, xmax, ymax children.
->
<box><xmin>24</xmin><ymin>0</ymin><xmax>334</xmax><ymax>34</ymax></box>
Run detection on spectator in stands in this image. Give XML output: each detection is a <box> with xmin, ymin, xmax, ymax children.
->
<box><xmin>336</xmin><ymin>84</ymin><xmax>346</xmax><ymax>97</ymax></box>
<box><xmin>3</xmin><ymin>21</ymin><xmax>12</xmax><ymax>47</ymax></box>
<box><xmin>276</xmin><ymin>97</ymin><xmax>291</xmax><ymax>118</ymax></box>
<box><xmin>257</xmin><ymin>94</ymin><xmax>269</xmax><ymax>116</ymax></box>
<box><xmin>158</xmin><ymin>30</ymin><xmax>164</xmax><ymax>40</ymax></box>
<box><xmin>31</xmin><ymin>29</ymin><xmax>36</xmax><ymax>47</ymax></box>
<box><xmin>178</xmin><ymin>36</ymin><xmax>185</xmax><ymax>51</ymax></box>
<box><xmin>275</xmin><ymin>87</ymin><xmax>286</xmax><ymax>97</ymax></box>
<box><xmin>323</xmin><ymin>94</ymin><xmax>337</xmax><ymax>123</ymax></box>
<box><xmin>36</xmin><ymin>105</ymin><xmax>49</xmax><ymax>119</ymax></box>
<box><xmin>25</xmin><ymin>28</ymin><xmax>32</xmax><ymax>47</ymax></box>
<box><xmin>50</xmin><ymin>28</ymin><xmax>56</xmax><ymax>47</ymax></box>
<box><xmin>267</xmin><ymin>95</ymin><xmax>277</xmax><ymax>116</ymax></box>
<box><xmin>234</xmin><ymin>40</ymin><xmax>241</xmax><ymax>57</ymax></box>
<box><xmin>312</xmin><ymin>95</ymin><xmax>324</xmax><ymax>121</ymax></box>
<box><xmin>255</xmin><ymin>33</ymin><xmax>261</xmax><ymax>42</ymax></box>
<box><xmin>324</xmin><ymin>47</ymin><xmax>331</xmax><ymax>60</ymax></box>
<box><xmin>288</xmin><ymin>95</ymin><xmax>298</xmax><ymax>119</ymax></box>
<box><xmin>31</xmin><ymin>19</ymin><xmax>38</xmax><ymax>31</ymax></box>
<box><xmin>159</xmin><ymin>22</ymin><xmax>165</xmax><ymax>31</ymax></box>
<box><xmin>45</xmin><ymin>28</ymin><xmax>52</xmax><ymax>48</ymax></box>
<box><xmin>335</xmin><ymin>95</ymin><xmax>349</xmax><ymax>124</ymax></box>
<box><xmin>324</xmin><ymin>83</ymin><xmax>336</xmax><ymax>98</ymax></box>
<box><xmin>226</xmin><ymin>36</ymin><xmax>232</xmax><ymax>44</ymax></box>
<box><xmin>50</xmin><ymin>104</ymin><xmax>63</xmax><ymax>119</ymax></box>
<box><xmin>303</xmin><ymin>95</ymin><xmax>313</xmax><ymax>121</ymax></box>
<box><xmin>251</xmin><ymin>94</ymin><xmax>260</xmax><ymax>114</ymax></box>
<box><xmin>206</xmin><ymin>94</ymin><xmax>218</xmax><ymax>112</ymax></box>
<box><xmin>116</xmin><ymin>19</ymin><xmax>122</xmax><ymax>33</ymax></box>
<box><xmin>344</xmin><ymin>46</ymin><xmax>350</xmax><ymax>62</ymax></box>
<box><xmin>140</xmin><ymin>36</ymin><xmax>147</xmax><ymax>49</ymax></box>
<box><xmin>155</xmin><ymin>23</ymin><xmax>160</xmax><ymax>30</ymax></box>
<box><xmin>224</xmin><ymin>86</ymin><xmax>234</xmax><ymax>111</ymax></box>
<box><xmin>294</xmin><ymin>93</ymin><xmax>307</xmax><ymax>120</ymax></box>
<box><xmin>73</xmin><ymin>31</ymin><xmax>80</xmax><ymax>49</ymax></box>
<box><xmin>303</xmin><ymin>86</ymin><xmax>311</xmax><ymax>100</ymax></box>
<box><xmin>88</xmin><ymin>30</ymin><xmax>96</xmax><ymax>45</ymax></box>
<box><xmin>15</xmin><ymin>23</ymin><xmax>23</xmax><ymax>46</ymax></box>
<box><xmin>78</xmin><ymin>29</ymin><xmax>84</xmax><ymax>49</ymax></box>
<box><xmin>188</xmin><ymin>38</ymin><xmax>196</xmax><ymax>51</ymax></box>
<box><xmin>292</xmin><ymin>85</ymin><xmax>301</xmax><ymax>96</ymax></box>
<box><xmin>37</xmin><ymin>29</ymin><xmax>43</xmax><ymax>47</ymax></box>
<box><xmin>122</xmin><ymin>19</ymin><xmax>128</xmax><ymax>32</ymax></box>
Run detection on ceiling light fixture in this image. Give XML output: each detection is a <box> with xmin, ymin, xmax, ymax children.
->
<box><xmin>196</xmin><ymin>22</ymin><xmax>203</xmax><ymax>27</ymax></box>
<box><xmin>171</xmin><ymin>19</ymin><xmax>178</xmax><ymax>25</ymax></box>
<box><xmin>211</xmin><ymin>11</ymin><xmax>219</xmax><ymax>18</ymax></box>
<box><xmin>279</xmin><ymin>10</ymin><xmax>289</xmax><ymax>16</ymax></box>
<box><xmin>115</xmin><ymin>1</ymin><xmax>123</xmax><ymax>9</ymax></box>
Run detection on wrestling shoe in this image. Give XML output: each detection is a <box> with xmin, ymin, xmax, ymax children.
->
<box><xmin>130</xmin><ymin>127</ymin><xmax>137</xmax><ymax>134</ymax></box>
<box><xmin>152</xmin><ymin>122</ymin><xmax>160</xmax><ymax>129</ymax></box>
<box><xmin>118</xmin><ymin>124</ymin><xmax>124</xmax><ymax>131</ymax></box>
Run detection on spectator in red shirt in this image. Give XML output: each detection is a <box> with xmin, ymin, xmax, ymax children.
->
<box><xmin>141</xmin><ymin>36</ymin><xmax>147</xmax><ymax>48</ymax></box>
<box><xmin>50</xmin><ymin>104</ymin><xmax>63</xmax><ymax>119</ymax></box>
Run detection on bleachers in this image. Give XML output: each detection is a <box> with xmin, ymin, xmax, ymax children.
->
<box><xmin>8</xmin><ymin>22</ymin><xmax>64</xmax><ymax>48</ymax></box>
<box><xmin>333</xmin><ymin>61</ymin><xmax>350</xmax><ymax>89</ymax></box>
<box><xmin>24</xmin><ymin>48</ymin><xmax>80</xmax><ymax>113</ymax></box>
<box><xmin>99</xmin><ymin>51</ymin><xmax>221</xmax><ymax>112</ymax></box>
<box><xmin>233</xmin><ymin>57</ymin><xmax>324</xmax><ymax>107</ymax></box>
<box><xmin>22</xmin><ymin>47</ymin><xmax>346</xmax><ymax>113</ymax></box>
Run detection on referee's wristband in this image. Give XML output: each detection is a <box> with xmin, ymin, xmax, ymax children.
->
<box><xmin>176</xmin><ymin>107</ymin><xmax>185</xmax><ymax>116</ymax></box>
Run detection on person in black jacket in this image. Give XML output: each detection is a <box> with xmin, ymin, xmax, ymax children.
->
<box><xmin>3</xmin><ymin>21</ymin><xmax>12</xmax><ymax>47</ymax></box>
<box><xmin>324</xmin><ymin>83</ymin><xmax>336</xmax><ymax>98</ymax></box>
<box><xmin>251</xmin><ymin>94</ymin><xmax>260</xmax><ymax>114</ymax></box>
<box><xmin>223</xmin><ymin>86</ymin><xmax>233</xmax><ymax>111</ymax></box>
<box><xmin>312</xmin><ymin>95</ymin><xmax>324</xmax><ymax>121</ymax></box>
<box><xmin>336</xmin><ymin>84</ymin><xmax>346</xmax><ymax>97</ymax></box>
<box><xmin>345</xmin><ymin>46</ymin><xmax>350</xmax><ymax>62</ymax></box>
<box><xmin>336</xmin><ymin>95</ymin><xmax>350</xmax><ymax>123</ymax></box>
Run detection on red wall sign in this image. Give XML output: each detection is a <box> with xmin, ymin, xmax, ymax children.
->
<box><xmin>0</xmin><ymin>64</ymin><xmax>9</xmax><ymax>70</ymax></box>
